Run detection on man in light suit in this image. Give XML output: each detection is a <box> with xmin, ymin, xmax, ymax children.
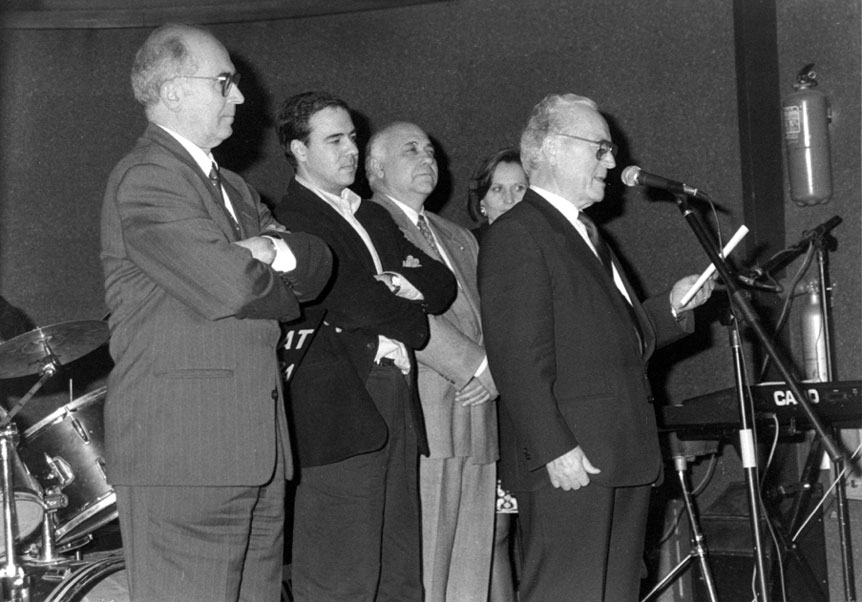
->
<box><xmin>479</xmin><ymin>94</ymin><xmax>714</xmax><ymax>602</ymax></box>
<box><xmin>101</xmin><ymin>24</ymin><xmax>331</xmax><ymax>602</ymax></box>
<box><xmin>367</xmin><ymin>122</ymin><xmax>499</xmax><ymax>602</ymax></box>
<box><xmin>273</xmin><ymin>93</ymin><xmax>456</xmax><ymax>602</ymax></box>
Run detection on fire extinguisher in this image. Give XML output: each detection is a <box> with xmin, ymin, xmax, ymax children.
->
<box><xmin>800</xmin><ymin>280</ymin><xmax>829</xmax><ymax>382</ymax></box>
<box><xmin>782</xmin><ymin>64</ymin><xmax>833</xmax><ymax>206</ymax></box>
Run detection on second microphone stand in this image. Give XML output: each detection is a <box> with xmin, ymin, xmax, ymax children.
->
<box><xmin>671</xmin><ymin>193</ymin><xmax>847</xmax><ymax>602</ymax></box>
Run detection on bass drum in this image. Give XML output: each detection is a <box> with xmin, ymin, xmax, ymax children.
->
<box><xmin>41</xmin><ymin>555</ymin><xmax>127</xmax><ymax>602</ymax></box>
<box><xmin>42</xmin><ymin>555</ymin><xmax>294</xmax><ymax>601</ymax></box>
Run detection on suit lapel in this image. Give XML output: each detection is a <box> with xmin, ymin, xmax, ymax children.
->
<box><xmin>526</xmin><ymin>192</ymin><xmax>652</xmax><ymax>355</ymax></box>
<box><xmin>145</xmin><ymin>125</ymin><xmax>244</xmax><ymax>241</ymax></box>
<box><xmin>427</xmin><ymin>214</ymin><xmax>482</xmax><ymax>320</ymax></box>
<box><xmin>221</xmin><ymin>177</ymin><xmax>257</xmax><ymax>238</ymax></box>
<box><xmin>292</xmin><ymin>180</ymin><xmax>378</xmax><ymax>274</ymax></box>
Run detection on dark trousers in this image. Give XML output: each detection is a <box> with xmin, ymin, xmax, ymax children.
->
<box><xmin>291</xmin><ymin>362</ymin><xmax>422</xmax><ymax>602</ymax></box>
<box><xmin>115</xmin><ymin>441</ymin><xmax>285</xmax><ymax>602</ymax></box>
<box><xmin>517</xmin><ymin>482</ymin><xmax>651</xmax><ymax>602</ymax></box>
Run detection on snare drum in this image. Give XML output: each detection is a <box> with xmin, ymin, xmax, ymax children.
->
<box><xmin>18</xmin><ymin>387</ymin><xmax>116</xmax><ymax>543</ymax></box>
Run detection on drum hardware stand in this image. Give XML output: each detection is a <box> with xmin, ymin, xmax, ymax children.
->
<box><xmin>0</xmin><ymin>351</ymin><xmax>62</xmax><ymax>434</ymax></box>
<box><xmin>1</xmin><ymin>423</ymin><xmax>29</xmax><ymax>602</ymax></box>
<box><xmin>670</xmin><ymin>194</ymin><xmax>848</xmax><ymax>602</ymax></box>
<box><xmin>810</xmin><ymin>227</ymin><xmax>856</xmax><ymax>602</ymax></box>
<box><xmin>27</xmin><ymin>489</ymin><xmax>70</xmax><ymax>565</ymax></box>
<box><xmin>641</xmin><ymin>435</ymin><xmax>720</xmax><ymax>602</ymax></box>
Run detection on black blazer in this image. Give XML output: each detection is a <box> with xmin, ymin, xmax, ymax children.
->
<box><xmin>479</xmin><ymin>189</ymin><xmax>692</xmax><ymax>491</ymax></box>
<box><xmin>274</xmin><ymin>179</ymin><xmax>457</xmax><ymax>467</ymax></box>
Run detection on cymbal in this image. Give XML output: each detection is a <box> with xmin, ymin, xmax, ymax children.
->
<box><xmin>0</xmin><ymin>320</ymin><xmax>109</xmax><ymax>379</ymax></box>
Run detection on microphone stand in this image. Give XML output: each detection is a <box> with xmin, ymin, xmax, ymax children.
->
<box><xmin>671</xmin><ymin>193</ymin><xmax>848</xmax><ymax>602</ymax></box>
<box><xmin>809</xmin><ymin>229</ymin><xmax>857</xmax><ymax>602</ymax></box>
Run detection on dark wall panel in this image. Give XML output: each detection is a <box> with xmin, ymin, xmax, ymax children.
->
<box><xmin>0</xmin><ymin>0</ymin><xmax>858</xmax><ymax>403</ymax></box>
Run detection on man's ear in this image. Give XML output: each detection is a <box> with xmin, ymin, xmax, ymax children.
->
<box><xmin>542</xmin><ymin>135</ymin><xmax>558</xmax><ymax>166</ymax></box>
<box><xmin>290</xmin><ymin>139</ymin><xmax>307</xmax><ymax>164</ymax></box>
<box><xmin>159</xmin><ymin>79</ymin><xmax>183</xmax><ymax>111</ymax></box>
<box><xmin>367</xmin><ymin>156</ymin><xmax>384</xmax><ymax>178</ymax></box>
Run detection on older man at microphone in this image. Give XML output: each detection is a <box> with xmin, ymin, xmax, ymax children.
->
<box><xmin>478</xmin><ymin>93</ymin><xmax>715</xmax><ymax>602</ymax></box>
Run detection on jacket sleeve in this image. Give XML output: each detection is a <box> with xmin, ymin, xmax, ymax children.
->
<box><xmin>111</xmin><ymin>161</ymin><xmax>300</xmax><ymax>322</ymax></box>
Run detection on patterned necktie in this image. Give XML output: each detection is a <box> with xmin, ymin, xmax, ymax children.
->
<box><xmin>578</xmin><ymin>212</ymin><xmax>614</xmax><ymax>279</ymax></box>
<box><xmin>208</xmin><ymin>161</ymin><xmax>221</xmax><ymax>188</ymax></box>
<box><xmin>208</xmin><ymin>161</ymin><xmax>241</xmax><ymax>237</ymax></box>
<box><xmin>417</xmin><ymin>214</ymin><xmax>441</xmax><ymax>260</ymax></box>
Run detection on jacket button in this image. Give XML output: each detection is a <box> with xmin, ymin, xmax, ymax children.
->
<box><xmin>523</xmin><ymin>447</ymin><xmax>531</xmax><ymax>460</ymax></box>
<box><xmin>271</xmin><ymin>389</ymin><xmax>279</xmax><ymax>401</ymax></box>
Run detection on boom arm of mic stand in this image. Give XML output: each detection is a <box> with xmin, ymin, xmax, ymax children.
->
<box><xmin>672</xmin><ymin>195</ymin><xmax>844</xmax><ymax>464</ymax></box>
<box><xmin>753</xmin><ymin>215</ymin><xmax>842</xmax><ymax>280</ymax></box>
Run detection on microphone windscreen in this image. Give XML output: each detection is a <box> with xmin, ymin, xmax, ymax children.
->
<box><xmin>621</xmin><ymin>166</ymin><xmax>641</xmax><ymax>187</ymax></box>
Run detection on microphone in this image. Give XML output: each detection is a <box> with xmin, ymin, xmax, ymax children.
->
<box><xmin>621</xmin><ymin>166</ymin><xmax>707</xmax><ymax>200</ymax></box>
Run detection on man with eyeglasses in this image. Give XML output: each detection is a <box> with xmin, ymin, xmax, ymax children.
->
<box><xmin>478</xmin><ymin>93</ymin><xmax>714</xmax><ymax>601</ymax></box>
<box><xmin>101</xmin><ymin>23</ymin><xmax>331</xmax><ymax>601</ymax></box>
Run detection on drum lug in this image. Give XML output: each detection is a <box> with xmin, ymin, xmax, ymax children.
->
<box><xmin>68</xmin><ymin>415</ymin><xmax>91</xmax><ymax>445</ymax></box>
<box><xmin>44</xmin><ymin>454</ymin><xmax>75</xmax><ymax>488</ymax></box>
<box><xmin>43</xmin><ymin>489</ymin><xmax>69</xmax><ymax>511</ymax></box>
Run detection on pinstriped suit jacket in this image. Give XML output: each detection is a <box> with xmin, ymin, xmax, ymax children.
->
<box><xmin>372</xmin><ymin>194</ymin><xmax>498</xmax><ymax>465</ymax></box>
<box><xmin>100</xmin><ymin>124</ymin><xmax>330</xmax><ymax>487</ymax></box>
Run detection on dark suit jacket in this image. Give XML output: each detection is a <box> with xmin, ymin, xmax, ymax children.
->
<box><xmin>101</xmin><ymin>123</ymin><xmax>331</xmax><ymax>487</ymax></box>
<box><xmin>479</xmin><ymin>189</ymin><xmax>692</xmax><ymax>491</ymax></box>
<box><xmin>274</xmin><ymin>179</ymin><xmax>457</xmax><ymax>468</ymax></box>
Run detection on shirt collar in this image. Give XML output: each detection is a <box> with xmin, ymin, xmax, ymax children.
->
<box><xmin>385</xmin><ymin>195</ymin><xmax>424</xmax><ymax>226</ymax></box>
<box><xmin>530</xmin><ymin>184</ymin><xmax>584</xmax><ymax>225</ymax></box>
<box><xmin>296</xmin><ymin>175</ymin><xmax>362</xmax><ymax>215</ymax></box>
<box><xmin>156</xmin><ymin>124</ymin><xmax>214</xmax><ymax>176</ymax></box>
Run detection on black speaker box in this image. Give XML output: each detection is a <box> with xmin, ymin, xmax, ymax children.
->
<box><xmin>695</xmin><ymin>481</ymin><xmax>828</xmax><ymax>602</ymax></box>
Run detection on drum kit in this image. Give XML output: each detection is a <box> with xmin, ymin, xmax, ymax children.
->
<box><xmin>0</xmin><ymin>320</ymin><xmax>128</xmax><ymax>602</ymax></box>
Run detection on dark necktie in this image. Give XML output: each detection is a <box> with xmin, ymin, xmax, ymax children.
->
<box><xmin>577</xmin><ymin>211</ymin><xmax>614</xmax><ymax>280</ymax></box>
<box><xmin>208</xmin><ymin>161</ymin><xmax>221</xmax><ymax>188</ymax></box>
<box><xmin>417</xmin><ymin>214</ymin><xmax>442</xmax><ymax>260</ymax></box>
<box><xmin>209</xmin><ymin>161</ymin><xmax>241</xmax><ymax>237</ymax></box>
<box><xmin>578</xmin><ymin>211</ymin><xmax>645</xmax><ymax>353</ymax></box>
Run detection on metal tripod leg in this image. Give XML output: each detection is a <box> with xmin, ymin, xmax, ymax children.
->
<box><xmin>642</xmin><ymin>455</ymin><xmax>720</xmax><ymax>602</ymax></box>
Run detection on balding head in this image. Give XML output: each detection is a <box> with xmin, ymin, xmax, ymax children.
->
<box><xmin>365</xmin><ymin>122</ymin><xmax>438</xmax><ymax>211</ymax></box>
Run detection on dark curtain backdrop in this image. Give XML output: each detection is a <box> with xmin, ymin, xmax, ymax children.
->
<box><xmin>0</xmin><ymin>1</ymin><xmax>859</xmax><ymax>593</ymax></box>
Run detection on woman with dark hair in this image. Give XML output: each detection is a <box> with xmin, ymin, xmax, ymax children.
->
<box><xmin>468</xmin><ymin>147</ymin><xmax>528</xmax><ymax>244</ymax></box>
<box><xmin>467</xmin><ymin>148</ymin><xmax>527</xmax><ymax>602</ymax></box>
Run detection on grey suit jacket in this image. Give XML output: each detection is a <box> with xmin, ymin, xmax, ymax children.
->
<box><xmin>372</xmin><ymin>194</ymin><xmax>498</xmax><ymax>465</ymax></box>
<box><xmin>101</xmin><ymin>123</ymin><xmax>330</xmax><ymax>487</ymax></box>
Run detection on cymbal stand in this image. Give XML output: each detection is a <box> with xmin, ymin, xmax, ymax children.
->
<box><xmin>671</xmin><ymin>193</ymin><xmax>849</xmax><ymax>602</ymax></box>
<box><xmin>1</xmin><ymin>423</ymin><xmax>28</xmax><ymax>602</ymax></box>
<box><xmin>0</xmin><ymin>339</ymin><xmax>61</xmax><ymax>429</ymax></box>
<box><xmin>641</xmin><ymin>446</ymin><xmax>719</xmax><ymax>602</ymax></box>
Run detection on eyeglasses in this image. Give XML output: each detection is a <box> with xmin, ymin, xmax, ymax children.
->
<box><xmin>555</xmin><ymin>132</ymin><xmax>618</xmax><ymax>161</ymax></box>
<box><xmin>175</xmin><ymin>72</ymin><xmax>241</xmax><ymax>97</ymax></box>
